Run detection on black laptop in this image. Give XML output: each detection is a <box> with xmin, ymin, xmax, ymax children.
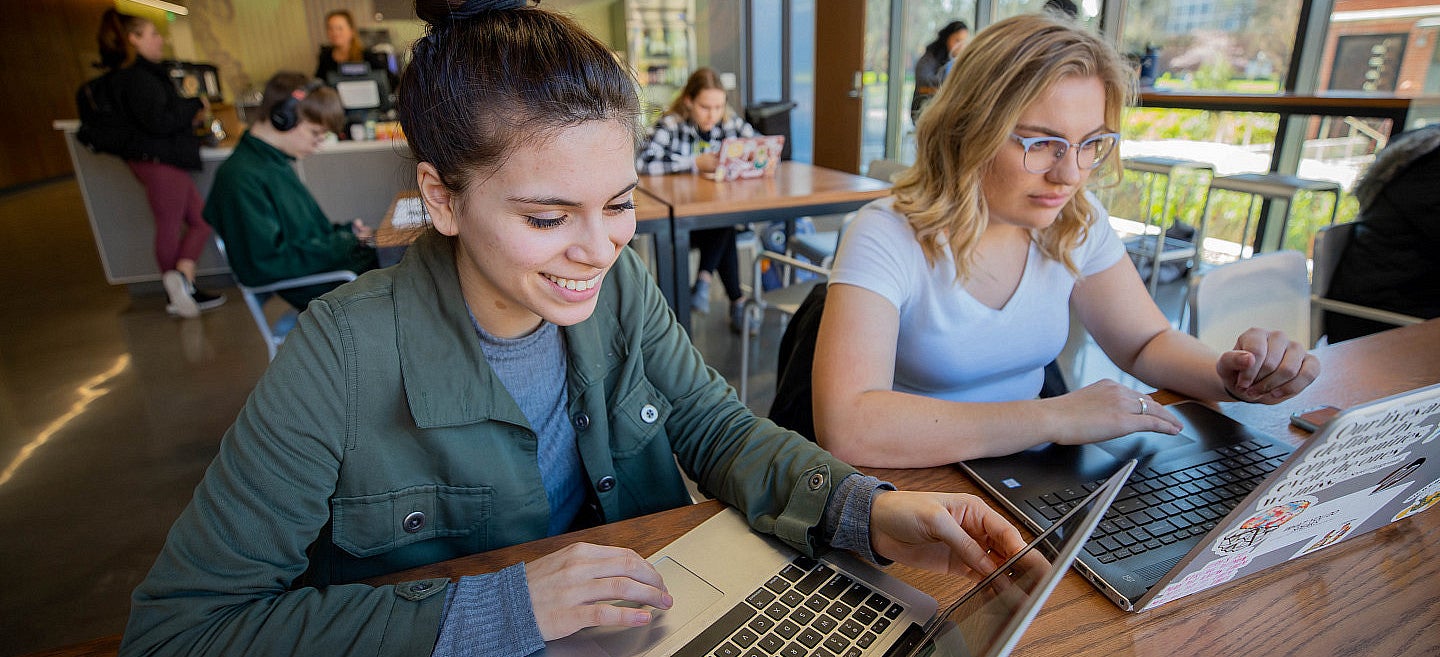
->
<box><xmin>961</xmin><ymin>401</ymin><xmax>1294</xmax><ymax>610</ymax></box>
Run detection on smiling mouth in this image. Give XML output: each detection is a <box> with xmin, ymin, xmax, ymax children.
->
<box><xmin>545</xmin><ymin>273</ymin><xmax>599</xmax><ymax>291</ymax></box>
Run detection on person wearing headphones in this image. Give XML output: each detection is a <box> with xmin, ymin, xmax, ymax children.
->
<box><xmin>203</xmin><ymin>72</ymin><xmax>379</xmax><ymax>310</ymax></box>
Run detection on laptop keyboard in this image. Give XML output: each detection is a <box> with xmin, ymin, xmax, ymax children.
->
<box><xmin>1025</xmin><ymin>439</ymin><xmax>1290</xmax><ymax>563</ymax></box>
<box><xmin>671</xmin><ymin>556</ymin><xmax>906</xmax><ymax>657</ymax></box>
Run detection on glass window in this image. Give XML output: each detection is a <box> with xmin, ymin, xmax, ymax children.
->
<box><xmin>1121</xmin><ymin>0</ymin><xmax>1301</xmax><ymax>93</ymax></box>
<box><xmin>750</xmin><ymin>0</ymin><xmax>784</xmax><ymax>102</ymax></box>
<box><xmin>791</xmin><ymin>0</ymin><xmax>816</xmax><ymax>163</ymax></box>
<box><xmin>861</xmin><ymin>0</ymin><xmax>892</xmax><ymax>169</ymax></box>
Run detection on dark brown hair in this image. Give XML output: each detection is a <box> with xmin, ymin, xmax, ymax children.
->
<box><xmin>259</xmin><ymin>72</ymin><xmax>346</xmax><ymax>134</ymax></box>
<box><xmin>96</xmin><ymin>8</ymin><xmax>150</xmax><ymax>70</ymax></box>
<box><xmin>398</xmin><ymin>0</ymin><xmax>641</xmax><ymax>199</ymax></box>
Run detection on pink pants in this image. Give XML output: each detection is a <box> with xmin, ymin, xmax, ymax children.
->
<box><xmin>127</xmin><ymin>160</ymin><xmax>211</xmax><ymax>273</ymax></box>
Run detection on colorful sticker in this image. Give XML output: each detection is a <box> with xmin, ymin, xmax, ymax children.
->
<box><xmin>1297</xmin><ymin>520</ymin><xmax>1354</xmax><ymax>555</ymax></box>
<box><xmin>1145</xmin><ymin>554</ymin><xmax>1250</xmax><ymax>609</ymax></box>
<box><xmin>1393</xmin><ymin>477</ymin><xmax>1440</xmax><ymax>521</ymax></box>
<box><xmin>1213</xmin><ymin>498</ymin><xmax>1313</xmax><ymax>555</ymax></box>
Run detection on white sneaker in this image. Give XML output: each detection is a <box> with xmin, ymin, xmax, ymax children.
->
<box><xmin>163</xmin><ymin>270</ymin><xmax>200</xmax><ymax>318</ymax></box>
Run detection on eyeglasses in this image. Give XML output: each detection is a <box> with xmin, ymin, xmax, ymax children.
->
<box><xmin>1009</xmin><ymin>132</ymin><xmax>1120</xmax><ymax>174</ymax></box>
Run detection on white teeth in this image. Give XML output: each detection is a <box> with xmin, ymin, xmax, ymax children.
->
<box><xmin>546</xmin><ymin>274</ymin><xmax>596</xmax><ymax>291</ymax></box>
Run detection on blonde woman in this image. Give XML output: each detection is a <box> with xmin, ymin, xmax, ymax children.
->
<box><xmin>813</xmin><ymin>14</ymin><xmax>1319</xmax><ymax>469</ymax></box>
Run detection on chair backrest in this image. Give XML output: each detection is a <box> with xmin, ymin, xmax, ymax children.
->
<box><xmin>1188</xmin><ymin>250</ymin><xmax>1311</xmax><ymax>351</ymax></box>
<box><xmin>1309</xmin><ymin>222</ymin><xmax>1352</xmax><ymax>341</ymax></box>
<box><xmin>1309</xmin><ymin>221</ymin><xmax>1353</xmax><ymax>301</ymax></box>
<box><xmin>769</xmin><ymin>283</ymin><xmax>828</xmax><ymax>441</ymax></box>
<box><xmin>1306</xmin><ymin>221</ymin><xmax>1423</xmax><ymax>342</ymax></box>
<box><xmin>865</xmin><ymin>159</ymin><xmax>908</xmax><ymax>183</ymax></box>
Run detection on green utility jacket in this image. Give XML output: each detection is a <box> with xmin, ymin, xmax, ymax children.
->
<box><xmin>121</xmin><ymin>230</ymin><xmax>857</xmax><ymax>657</ymax></box>
<box><xmin>202</xmin><ymin>132</ymin><xmax>377</xmax><ymax>293</ymax></box>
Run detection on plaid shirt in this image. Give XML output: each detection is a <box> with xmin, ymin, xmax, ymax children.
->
<box><xmin>636</xmin><ymin>113</ymin><xmax>756</xmax><ymax>174</ymax></box>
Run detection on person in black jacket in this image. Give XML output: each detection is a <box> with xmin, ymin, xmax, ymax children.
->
<box><xmin>1324</xmin><ymin>125</ymin><xmax>1440</xmax><ymax>341</ymax></box>
<box><xmin>909</xmin><ymin>21</ymin><xmax>968</xmax><ymax>124</ymax></box>
<box><xmin>94</xmin><ymin>8</ymin><xmax>224</xmax><ymax>317</ymax></box>
<box><xmin>314</xmin><ymin>10</ymin><xmax>397</xmax><ymax>90</ymax></box>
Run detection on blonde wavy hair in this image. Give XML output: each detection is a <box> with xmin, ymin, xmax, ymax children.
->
<box><xmin>893</xmin><ymin>13</ymin><xmax>1134</xmax><ymax>280</ymax></box>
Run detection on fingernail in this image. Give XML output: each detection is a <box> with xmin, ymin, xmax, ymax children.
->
<box><xmin>662</xmin><ymin>593</ymin><xmax>674</xmax><ymax>608</ymax></box>
<box><xmin>635</xmin><ymin>611</ymin><xmax>652</xmax><ymax>624</ymax></box>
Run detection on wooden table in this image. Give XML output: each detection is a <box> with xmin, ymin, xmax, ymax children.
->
<box><xmin>374</xmin><ymin>188</ymin><xmax>678</xmax><ymax>308</ymax></box>
<box><xmin>639</xmin><ymin>162</ymin><xmax>891</xmax><ymax>331</ymax></box>
<box><xmin>27</xmin><ymin>320</ymin><xmax>1439</xmax><ymax>657</ymax></box>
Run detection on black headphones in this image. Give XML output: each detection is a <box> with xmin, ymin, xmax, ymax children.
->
<box><xmin>269</xmin><ymin>79</ymin><xmax>325</xmax><ymax>132</ymax></box>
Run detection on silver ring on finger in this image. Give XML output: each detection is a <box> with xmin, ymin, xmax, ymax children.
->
<box><xmin>1137</xmin><ymin>397</ymin><xmax>1148</xmax><ymax>415</ymax></box>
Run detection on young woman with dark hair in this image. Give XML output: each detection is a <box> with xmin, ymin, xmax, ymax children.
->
<box><xmin>910</xmin><ymin>20</ymin><xmax>969</xmax><ymax>123</ymax></box>
<box><xmin>120</xmin><ymin>2</ymin><xmax>1025</xmax><ymax>655</ymax></box>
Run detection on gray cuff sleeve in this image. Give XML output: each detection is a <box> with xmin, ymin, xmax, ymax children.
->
<box><xmin>822</xmin><ymin>473</ymin><xmax>896</xmax><ymax>565</ymax></box>
<box><xmin>432</xmin><ymin>563</ymin><xmax>546</xmax><ymax>657</ymax></box>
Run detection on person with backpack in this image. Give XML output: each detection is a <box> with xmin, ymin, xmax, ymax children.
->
<box><xmin>82</xmin><ymin>8</ymin><xmax>224</xmax><ymax>318</ymax></box>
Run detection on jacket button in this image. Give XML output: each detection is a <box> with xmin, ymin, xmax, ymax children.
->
<box><xmin>573</xmin><ymin>413</ymin><xmax>591</xmax><ymax>430</ymax></box>
<box><xmin>808</xmin><ymin>473</ymin><xmax>826</xmax><ymax>490</ymax></box>
<box><xmin>409</xmin><ymin>581</ymin><xmax>433</xmax><ymax>594</ymax></box>
<box><xmin>640</xmin><ymin>404</ymin><xmax>659</xmax><ymax>424</ymax></box>
<box><xmin>596</xmin><ymin>475</ymin><xmax>617</xmax><ymax>492</ymax></box>
<box><xmin>402</xmin><ymin>511</ymin><xmax>426</xmax><ymax>533</ymax></box>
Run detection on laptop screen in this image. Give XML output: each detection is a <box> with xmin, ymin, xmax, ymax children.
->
<box><xmin>916</xmin><ymin>460</ymin><xmax>1134</xmax><ymax>657</ymax></box>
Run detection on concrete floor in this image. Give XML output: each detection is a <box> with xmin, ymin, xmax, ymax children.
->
<box><xmin>0</xmin><ymin>177</ymin><xmax>1183</xmax><ymax>655</ymax></box>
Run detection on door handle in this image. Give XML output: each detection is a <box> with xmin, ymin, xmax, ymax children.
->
<box><xmin>848</xmin><ymin>71</ymin><xmax>862</xmax><ymax>98</ymax></box>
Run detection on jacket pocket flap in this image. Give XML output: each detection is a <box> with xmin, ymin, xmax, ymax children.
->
<box><xmin>609</xmin><ymin>379</ymin><xmax>672</xmax><ymax>457</ymax></box>
<box><xmin>331</xmin><ymin>485</ymin><xmax>492</xmax><ymax>558</ymax></box>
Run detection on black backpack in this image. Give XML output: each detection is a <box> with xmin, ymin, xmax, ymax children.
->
<box><xmin>75</xmin><ymin>72</ymin><xmax>135</xmax><ymax>158</ymax></box>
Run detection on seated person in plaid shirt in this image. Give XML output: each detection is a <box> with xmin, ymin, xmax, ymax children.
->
<box><xmin>636</xmin><ymin>67</ymin><xmax>759</xmax><ymax>333</ymax></box>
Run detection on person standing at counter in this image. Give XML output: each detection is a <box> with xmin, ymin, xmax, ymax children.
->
<box><xmin>92</xmin><ymin>8</ymin><xmax>225</xmax><ymax>318</ymax></box>
<box><xmin>203</xmin><ymin>72</ymin><xmax>378</xmax><ymax>311</ymax></box>
<box><xmin>636</xmin><ymin>67</ymin><xmax>758</xmax><ymax>333</ymax></box>
<box><xmin>120</xmin><ymin>2</ymin><xmax>1027</xmax><ymax>655</ymax></box>
<box><xmin>314</xmin><ymin>9</ymin><xmax>397</xmax><ymax>89</ymax></box>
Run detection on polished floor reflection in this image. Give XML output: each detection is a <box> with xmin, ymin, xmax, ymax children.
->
<box><xmin>0</xmin><ymin>178</ymin><xmax>1176</xmax><ymax>656</ymax></box>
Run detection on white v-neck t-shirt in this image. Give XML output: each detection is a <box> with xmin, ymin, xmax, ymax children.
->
<box><xmin>829</xmin><ymin>195</ymin><xmax>1125</xmax><ymax>402</ymax></box>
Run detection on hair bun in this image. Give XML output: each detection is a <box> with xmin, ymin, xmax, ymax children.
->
<box><xmin>415</xmin><ymin>0</ymin><xmax>530</xmax><ymax>24</ymax></box>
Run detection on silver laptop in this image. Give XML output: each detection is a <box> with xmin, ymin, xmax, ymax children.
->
<box><xmin>543</xmin><ymin>461</ymin><xmax>1135</xmax><ymax>657</ymax></box>
<box><xmin>964</xmin><ymin>382</ymin><xmax>1440</xmax><ymax>612</ymax></box>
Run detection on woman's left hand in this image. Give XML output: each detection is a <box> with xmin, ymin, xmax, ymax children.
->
<box><xmin>870</xmin><ymin>491</ymin><xmax>1027</xmax><ymax>579</ymax></box>
<box><xmin>1215</xmin><ymin>327</ymin><xmax>1320</xmax><ymax>404</ymax></box>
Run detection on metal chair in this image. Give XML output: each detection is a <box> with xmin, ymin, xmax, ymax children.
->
<box><xmin>1118</xmin><ymin>156</ymin><xmax>1214</xmax><ymax>295</ymax></box>
<box><xmin>1187</xmin><ymin>250</ymin><xmax>1311</xmax><ymax>351</ymax></box>
<box><xmin>738</xmin><ymin>252</ymin><xmax>830</xmax><ymax>406</ymax></box>
<box><xmin>213</xmin><ymin>237</ymin><xmax>359</xmax><ymax>360</ymax></box>
<box><xmin>1309</xmin><ymin>222</ymin><xmax>1423</xmax><ymax>343</ymax></box>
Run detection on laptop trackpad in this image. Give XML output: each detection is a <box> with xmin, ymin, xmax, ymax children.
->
<box><xmin>1095</xmin><ymin>431</ymin><xmax>1196</xmax><ymax>461</ymax></box>
<box><xmin>582</xmin><ymin>556</ymin><xmax>724</xmax><ymax>656</ymax></box>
